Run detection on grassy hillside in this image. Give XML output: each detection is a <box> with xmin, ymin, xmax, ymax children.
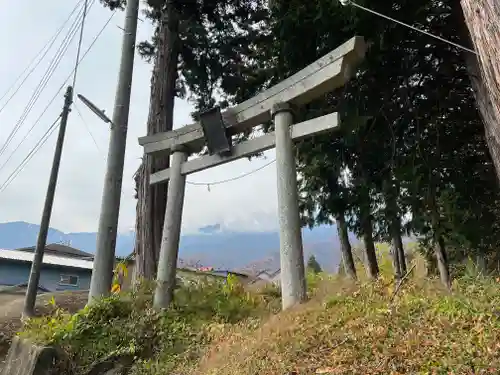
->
<box><xmin>17</xmin><ymin>252</ymin><xmax>500</xmax><ymax>375</ymax></box>
<box><xmin>193</xmin><ymin>277</ymin><xmax>499</xmax><ymax>374</ymax></box>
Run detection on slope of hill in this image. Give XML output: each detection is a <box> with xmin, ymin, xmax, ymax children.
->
<box><xmin>16</xmin><ymin>255</ymin><xmax>500</xmax><ymax>375</ymax></box>
<box><xmin>0</xmin><ymin>221</ymin><xmax>357</xmax><ymax>272</ymax></box>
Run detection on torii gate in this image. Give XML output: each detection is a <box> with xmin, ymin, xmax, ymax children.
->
<box><xmin>138</xmin><ymin>36</ymin><xmax>366</xmax><ymax>310</ymax></box>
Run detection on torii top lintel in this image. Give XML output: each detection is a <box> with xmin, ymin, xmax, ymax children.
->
<box><xmin>138</xmin><ymin>36</ymin><xmax>366</xmax><ymax>155</ymax></box>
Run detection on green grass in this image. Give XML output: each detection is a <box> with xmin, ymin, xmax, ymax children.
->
<box><xmin>19</xmin><ymin>276</ymin><xmax>280</xmax><ymax>375</ymax></box>
<box><xmin>19</xmin><ymin>253</ymin><xmax>500</xmax><ymax>375</ymax></box>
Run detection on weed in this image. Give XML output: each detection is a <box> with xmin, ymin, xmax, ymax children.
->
<box><xmin>18</xmin><ymin>253</ymin><xmax>500</xmax><ymax>375</ymax></box>
<box><xmin>19</xmin><ymin>275</ymin><xmax>277</xmax><ymax>375</ymax></box>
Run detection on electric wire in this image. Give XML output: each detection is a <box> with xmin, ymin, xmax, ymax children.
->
<box><xmin>339</xmin><ymin>0</ymin><xmax>476</xmax><ymax>54</ymax></box>
<box><xmin>0</xmin><ymin>5</ymin><xmax>85</xmax><ymax>158</ymax></box>
<box><xmin>0</xmin><ymin>116</ymin><xmax>61</xmax><ymax>193</ymax></box>
<box><xmin>0</xmin><ymin>10</ymin><xmax>117</xmax><ymax>193</ymax></box>
<box><xmin>71</xmin><ymin>0</ymin><xmax>89</xmax><ymax>90</ymax></box>
<box><xmin>0</xmin><ymin>0</ymin><xmax>96</xmax><ymax>160</ymax></box>
<box><xmin>0</xmin><ymin>0</ymin><xmax>84</xmax><ymax>109</ymax></box>
<box><xmin>0</xmin><ymin>0</ymin><xmax>94</xmax><ymax>158</ymax></box>
<box><xmin>71</xmin><ymin>0</ymin><xmax>103</xmax><ymax>160</ymax></box>
<box><xmin>0</xmin><ymin>5</ymin><xmax>87</xmax><ymax>153</ymax></box>
<box><xmin>186</xmin><ymin>158</ymin><xmax>276</xmax><ymax>188</ymax></box>
<box><xmin>9</xmin><ymin>2</ymin><xmax>469</xmax><ymax>193</ymax></box>
<box><xmin>74</xmin><ymin>102</ymin><xmax>104</xmax><ymax>158</ymax></box>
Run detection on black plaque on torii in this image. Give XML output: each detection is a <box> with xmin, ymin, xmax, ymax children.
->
<box><xmin>198</xmin><ymin>106</ymin><xmax>233</xmax><ymax>156</ymax></box>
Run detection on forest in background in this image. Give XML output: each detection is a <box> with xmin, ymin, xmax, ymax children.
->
<box><xmin>99</xmin><ymin>0</ymin><xmax>500</xmax><ymax>287</ymax></box>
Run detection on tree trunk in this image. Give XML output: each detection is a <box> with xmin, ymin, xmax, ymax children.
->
<box><xmin>391</xmin><ymin>217</ymin><xmax>406</xmax><ymax>276</ymax></box>
<box><xmin>463</xmin><ymin>51</ymin><xmax>500</xmax><ymax>180</ymax></box>
<box><xmin>425</xmin><ymin>252</ymin><xmax>438</xmax><ymax>277</ymax></box>
<box><xmin>456</xmin><ymin>4</ymin><xmax>497</xmax><ymax>278</ymax></box>
<box><xmin>134</xmin><ymin>3</ymin><xmax>181</xmax><ymax>281</ymax></box>
<box><xmin>435</xmin><ymin>235</ymin><xmax>451</xmax><ymax>290</ymax></box>
<box><xmin>360</xmin><ymin>209</ymin><xmax>379</xmax><ymax>280</ymax></box>
<box><xmin>335</xmin><ymin>214</ymin><xmax>357</xmax><ymax>280</ymax></box>
<box><xmin>389</xmin><ymin>241</ymin><xmax>401</xmax><ymax>282</ymax></box>
<box><xmin>428</xmin><ymin>193</ymin><xmax>451</xmax><ymax>289</ymax></box>
<box><xmin>396</xmin><ymin>238</ymin><xmax>406</xmax><ymax>276</ymax></box>
<box><xmin>384</xmin><ymin>188</ymin><xmax>406</xmax><ymax>280</ymax></box>
<box><xmin>460</xmin><ymin>0</ymin><xmax>500</xmax><ymax>181</ymax></box>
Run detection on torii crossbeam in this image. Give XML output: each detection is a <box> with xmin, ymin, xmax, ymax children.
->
<box><xmin>138</xmin><ymin>36</ymin><xmax>366</xmax><ymax>310</ymax></box>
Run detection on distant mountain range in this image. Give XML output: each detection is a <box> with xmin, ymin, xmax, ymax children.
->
<box><xmin>0</xmin><ymin>221</ymin><xmax>359</xmax><ymax>273</ymax></box>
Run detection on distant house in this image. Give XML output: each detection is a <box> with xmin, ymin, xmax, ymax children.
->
<box><xmin>255</xmin><ymin>269</ymin><xmax>281</xmax><ymax>285</ymax></box>
<box><xmin>16</xmin><ymin>243</ymin><xmax>94</xmax><ymax>260</ymax></box>
<box><xmin>198</xmin><ymin>266</ymin><xmax>214</xmax><ymax>272</ymax></box>
<box><xmin>0</xmin><ymin>244</ymin><xmax>94</xmax><ymax>292</ymax></box>
<box><xmin>208</xmin><ymin>269</ymin><xmax>252</xmax><ymax>282</ymax></box>
<box><xmin>120</xmin><ymin>254</ymin><xmax>253</xmax><ymax>290</ymax></box>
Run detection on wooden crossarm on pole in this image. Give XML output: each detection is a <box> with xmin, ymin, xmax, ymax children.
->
<box><xmin>149</xmin><ymin>112</ymin><xmax>339</xmax><ymax>185</ymax></box>
<box><xmin>138</xmin><ymin>36</ymin><xmax>366</xmax><ymax>155</ymax></box>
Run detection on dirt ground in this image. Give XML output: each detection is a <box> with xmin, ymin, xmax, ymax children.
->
<box><xmin>0</xmin><ymin>290</ymin><xmax>88</xmax><ymax>367</ymax></box>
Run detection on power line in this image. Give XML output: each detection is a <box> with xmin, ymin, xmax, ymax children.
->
<box><xmin>186</xmin><ymin>158</ymin><xmax>276</xmax><ymax>188</ymax></box>
<box><xmin>0</xmin><ymin>1</ymin><xmax>95</xmax><ymax>160</ymax></box>
<box><xmin>72</xmin><ymin>0</ymin><xmax>90</xmax><ymax>89</ymax></box>
<box><xmin>0</xmin><ymin>10</ymin><xmax>116</xmax><ymax>193</ymax></box>
<box><xmin>0</xmin><ymin>1</ymin><xmax>106</xmax><ymax>172</ymax></box>
<box><xmin>0</xmin><ymin>1</ymin><xmax>96</xmax><ymax>158</ymax></box>
<box><xmin>339</xmin><ymin>0</ymin><xmax>476</xmax><ymax>55</ymax></box>
<box><xmin>70</xmin><ymin>0</ymin><xmax>104</xmax><ymax>161</ymax></box>
<box><xmin>0</xmin><ymin>0</ymin><xmax>84</xmax><ymax>108</ymax></box>
<box><xmin>70</xmin><ymin>1</ymin><xmax>103</xmax><ymax>159</ymax></box>
<box><xmin>0</xmin><ymin>7</ymin><xmax>84</xmax><ymax>168</ymax></box>
<box><xmin>74</xmin><ymin>102</ymin><xmax>104</xmax><ymax>158</ymax></box>
<box><xmin>0</xmin><ymin>116</ymin><xmax>61</xmax><ymax>193</ymax></box>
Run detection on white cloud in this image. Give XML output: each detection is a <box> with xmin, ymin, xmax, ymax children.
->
<box><xmin>0</xmin><ymin>0</ymin><xmax>279</xmax><ymax>235</ymax></box>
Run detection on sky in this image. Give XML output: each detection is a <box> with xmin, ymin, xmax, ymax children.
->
<box><xmin>0</xmin><ymin>0</ymin><xmax>279</xmax><ymax>235</ymax></box>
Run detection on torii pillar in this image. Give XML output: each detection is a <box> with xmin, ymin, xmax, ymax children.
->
<box><xmin>272</xmin><ymin>102</ymin><xmax>307</xmax><ymax>308</ymax></box>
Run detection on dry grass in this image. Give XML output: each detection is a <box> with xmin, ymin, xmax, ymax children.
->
<box><xmin>178</xmin><ymin>274</ymin><xmax>500</xmax><ymax>375</ymax></box>
<box><xmin>10</xmin><ymin>249</ymin><xmax>500</xmax><ymax>375</ymax></box>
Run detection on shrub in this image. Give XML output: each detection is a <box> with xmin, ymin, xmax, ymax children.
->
<box><xmin>19</xmin><ymin>275</ymin><xmax>277</xmax><ymax>375</ymax></box>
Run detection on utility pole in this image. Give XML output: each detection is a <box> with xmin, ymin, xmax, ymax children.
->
<box><xmin>88</xmin><ymin>0</ymin><xmax>139</xmax><ymax>303</ymax></box>
<box><xmin>23</xmin><ymin>86</ymin><xmax>73</xmax><ymax>318</ymax></box>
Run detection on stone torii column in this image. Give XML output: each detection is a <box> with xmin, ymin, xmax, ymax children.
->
<box><xmin>272</xmin><ymin>102</ymin><xmax>307</xmax><ymax>308</ymax></box>
<box><xmin>139</xmin><ymin>36</ymin><xmax>367</xmax><ymax>311</ymax></box>
<box><xmin>154</xmin><ymin>145</ymin><xmax>188</xmax><ymax>309</ymax></box>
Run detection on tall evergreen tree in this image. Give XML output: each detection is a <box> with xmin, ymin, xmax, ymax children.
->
<box><xmin>101</xmin><ymin>0</ymin><xmax>271</xmax><ymax>280</ymax></box>
<box><xmin>262</xmin><ymin>0</ymin><xmax>500</xmax><ymax>285</ymax></box>
<box><xmin>307</xmin><ymin>255</ymin><xmax>322</xmax><ymax>274</ymax></box>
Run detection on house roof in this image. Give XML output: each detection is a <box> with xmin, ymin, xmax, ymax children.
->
<box><xmin>212</xmin><ymin>270</ymin><xmax>252</xmax><ymax>278</ymax></box>
<box><xmin>256</xmin><ymin>269</ymin><xmax>280</xmax><ymax>278</ymax></box>
<box><xmin>0</xmin><ymin>249</ymin><xmax>94</xmax><ymax>270</ymax></box>
<box><xmin>16</xmin><ymin>243</ymin><xmax>94</xmax><ymax>259</ymax></box>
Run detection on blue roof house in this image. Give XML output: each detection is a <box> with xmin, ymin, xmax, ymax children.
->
<box><xmin>0</xmin><ymin>244</ymin><xmax>94</xmax><ymax>292</ymax></box>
